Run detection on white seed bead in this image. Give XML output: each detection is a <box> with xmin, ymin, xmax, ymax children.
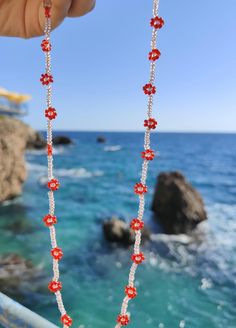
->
<box><xmin>55</xmin><ymin>291</ymin><xmax>66</xmax><ymax>315</ymax></box>
<box><xmin>134</xmin><ymin>231</ymin><xmax>141</xmax><ymax>254</ymax></box>
<box><xmin>128</xmin><ymin>263</ymin><xmax>138</xmax><ymax>286</ymax></box>
<box><xmin>121</xmin><ymin>296</ymin><xmax>129</xmax><ymax>314</ymax></box>
<box><xmin>49</xmin><ymin>226</ymin><xmax>57</xmax><ymax>248</ymax></box>
<box><xmin>48</xmin><ymin>191</ymin><xmax>55</xmax><ymax>215</ymax></box>
<box><xmin>137</xmin><ymin>195</ymin><xmax>145</xmax><ymax>219</ymax></box>
<box><xmin>53</xmin><ymin>259</ymin><xmax>60</xmax><ymax>281</ymax></box>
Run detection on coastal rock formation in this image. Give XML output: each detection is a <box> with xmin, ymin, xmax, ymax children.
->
<box><xmin>53</xmin><ymin>135</ymin><xmax>72</xmax><ymax>145</ymax></box>
<box><xmin>103</xmin><ymin>217</ymin><xmax>150</xmax><ymax>246</ymax></box>
<box><xmin>0</xmin><ymin>254</ymin><xmax>42</xmax><ymax>295</ymax></box>
<box><xmin>0</xmin><ymin>116</ymin><xmax>44</xmax><ymax>202</ymax></box>
<box><xmin>151</xmin><ymin>171</ymin><xmax>207</xmax><ymax>234</ymax></box>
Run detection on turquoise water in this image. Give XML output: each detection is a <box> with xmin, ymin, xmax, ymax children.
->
<box><xmin>0</xmin><ymin>132</ymin><xmax>236</xmax><ymax>328</ymax></box>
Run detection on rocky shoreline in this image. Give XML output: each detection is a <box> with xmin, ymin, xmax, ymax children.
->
<box><xmin>0</xmin><ymin>254</ymin><xmax>44</xmax><ymax>297</ymax></box>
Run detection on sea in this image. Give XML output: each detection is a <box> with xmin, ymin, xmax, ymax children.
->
<box><xmin>0</xmin><ymin>132</ymin><xmax>236</xmax><ymax>328</ymax></box>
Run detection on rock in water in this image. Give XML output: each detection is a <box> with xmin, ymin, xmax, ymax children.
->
<box><xmin>0</xmin><ymin>254</ymin><xmax>42</xmax><ymax>296</ymax></box>
<box><xmin>0</xmin><ymin>116</ymin><xmax>44</xmax><ymax>202</ymax></box>
<box><xmin>26</xmin><ymin>131</ymin><xmax>46</xmax><ymax>149</ymax></box>
<box><xmin>53</xmin><ymin>135</ymin><xmax>72</xmax><ymax>145</ymax></box>
<box><xmin>103</xmin><ymin>217</ymin><xmax>150</xmax><ymax>246</ymax></box>
<box><xmin>97</xmin><ymin>136</ymin><xmax>106</xmax><ymax>143</ymax></box>
<box><xmin>151</xmin><ymin>171</ymin><xmax>207</xmax><ymax>234</ymax></box>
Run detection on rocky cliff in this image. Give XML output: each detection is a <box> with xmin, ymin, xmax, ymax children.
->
<box><xmin>0</xmin><ymin>116</ymin><xmax>44</xmax><ymax>202</ymax></box>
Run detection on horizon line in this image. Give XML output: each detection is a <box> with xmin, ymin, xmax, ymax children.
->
<box><xmin>37</xmin><ymin>129</ymin><xmax>236</xmax><ymax>134</ymax></box>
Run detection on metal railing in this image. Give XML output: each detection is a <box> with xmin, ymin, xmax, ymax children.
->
<box><xmin>0</xmin><ymin>292</ymin><xmax>59</xmax><ymax>328</ymax></box>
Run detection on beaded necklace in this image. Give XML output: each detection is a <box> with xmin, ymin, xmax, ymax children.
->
<box><xmin>40</xmin><ymin>0</ymin><xmax>164</xmax><ymax>327</ymax></box>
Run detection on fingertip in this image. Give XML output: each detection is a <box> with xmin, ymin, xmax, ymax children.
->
<box><xmin>39</xmin><ymin>0</ymin><xmax>71</xmax><ymax>35</ymax></box>
<box><xmin>68</xmin><ymin>0</ymin><xmax>96</xmax><ymax>18</ymax></box>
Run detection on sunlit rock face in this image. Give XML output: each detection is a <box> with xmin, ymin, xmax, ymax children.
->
<box><xmin>0</xmin><ymin>116</ymin><xmax>45</xmax><ymax>202</ymax></box>
<box><xmin>152</xmin><ymin>171</ymin><xmax>207</xmax><ymax>234</ymax></box>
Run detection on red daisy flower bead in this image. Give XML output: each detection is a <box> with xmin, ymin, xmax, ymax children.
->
<box><xmin>117</xmin><ymin>314</ymin><xmax>130</xmax><ymax>326</ymax></box>
<box><xmin>61</xmin><ymin>314</ymin><xmax>73</xmax><ymax>327</ymax></box>
<box><xmin>125</xmin><ymin>286</ymin><xmax>137</xmax><ymax>299</ymax></box>
<box><xmin>141</xmin><ymin>149</ymin><xmax>155</xmax><ymax>161</ymax></box>
<box><xmin>40</xmin><ymin>73</ymin><xmax>53</xmax><ymax>86</ymax></box>
<box><xmin>41</xmin><ymin>39</ymin><xmax>52</xmax><ymax>52</ymax></box>
<box><xmin>43</xmin><ymin>214</ymin><xmax>57</xmax><ymax>227</ymax></box>
<box><xmin>47</xmin><ymin>144</ymin><xmax>53</xmax><ymax>156</ymax></box>
<box><xmin>149</xmin><ymin>49</ymin><xmax>161</xmax><ymax>61</ymax></box>
<box><xmin>131</xmin><ymin>252</ymin><xmax>145</xmax><ymax>265</ymax></box>
<box><xmin>134</xmin><ymin>183</ymin><xmax>148</xmax><ymax>195</ymax></box>
<box><xmin>51</xmin><ymin>247</ymin><xmax>63</xmax><ymax>261</ymax></box>
<box><xmin>143</xmin><ymin>83</ymin><xmax>156</xmax><ymax>95</ymax></box>
<box><xmin>130</xmin><ymin>219</ymin><xmax>144</xmax><ymax>231</ymax></box>
<box><xmin>150</xmin><ymin>16</ymin><xmax>165</xmax><ymax>29</ymax></box>
<box><xmin>48</xmin><ymin>280</ymin><xmax>62</xmax><ymax>293</ymax></box>
<box><xmin>44</xmin><ymin>6</ymin><xmax>51</xmax><ymax>18</ymax></box>
<box><xmin>48</xmin><ymin>179</ymin><xmax>60</xmax><ymax>191</ymax></box>
<box><xmin>144</xmin><ymin>117</ymin><xmax>158</xmax><ymax>130</ymax></box>
<box><xmin>45</xmin><ymin>107</ymin><xmax>57</xmax><ymax>120</ymax></box>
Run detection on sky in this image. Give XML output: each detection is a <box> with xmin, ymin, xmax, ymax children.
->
<box><xmin>1</xmin><ymin>0</ymin><xmax>236</xmax><ymax>132</ymax></box>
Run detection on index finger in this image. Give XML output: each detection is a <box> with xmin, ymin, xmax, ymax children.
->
<box><xmin>68</xmin><ymin>0</ymin><xmax>96</xmax><ymax>17</ymax></box>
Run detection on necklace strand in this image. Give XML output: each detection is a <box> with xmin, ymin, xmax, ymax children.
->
<box><xmin>41</xmin><ymin>1</ymin><xmax>72</xmax><ymax>327</ymax></box>
<box><xmin>40</xmin><ymin>0</ymin><xmax>164</xmax><ymax>327</ymax></box>
<box><xmin>115</xmin><ymin>0</ymin><xmax>164</xmax><ymax>326</ymax></box>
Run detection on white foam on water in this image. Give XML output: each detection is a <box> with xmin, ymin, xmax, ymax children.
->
<box><xmin>26</xmin><ymin>149</ymin><xmax>46</xmax><ymax>156</ymax></box>
<box><xmin>200</xmin><ymin>278</ymin><xmax>213</xmax><ymax>290</ymax></box>
<box><xmin>27</xmin><ymin>162</ymin><xmax>104</xmax><ymax>180</ymax></box>
<box><xmin>207</xmin><ymin>202</ymin><xmax>236</xmax><ymax>221</ymax></box>
<box><xmin>38</xmin><ymin>176</ymin><xmax>48</xmax><ymax>186</ymax></box>
<box><xmin>37</xmin><ymin>168</ymin><xmax>104</xmax><ymax>186</ymax></box>
<box><xmin>27</xmin><ymin>162</ymin><xmax>46</xmax><ymax>172</ymax></box>
<box><xmin>56</xmin><ymin>168</ymin><xmax>104</xmax><ymax>178</ymax></box>
<box><xmin>104</xmin><ymin>145</ymin><xmax>122</xmax><ymax>152</ymax></box>
<box><xmin>1</xmin><ymin>198</ymin><xmax>20</xmax><ymax>206</ymax></box>
<box><xmin>26</xmin><ymin>147</ymin><xmax>65</xmax><ymax>155</ymax></box>
<box><xmin>151</xmin><ymin>233</ymin><xmax>193</xmax><ymax>244</ymax></box>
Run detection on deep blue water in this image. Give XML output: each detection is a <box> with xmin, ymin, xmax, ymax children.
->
<box><xmin>0</xmin><ymin>132</ymin><xmax>236</xmax><ymax>328</ymax></box>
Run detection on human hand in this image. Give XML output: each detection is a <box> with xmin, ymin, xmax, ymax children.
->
<box><xmin>0</xmin><ymin>0</ymin><xmax>95</xmax><ymax>38</ymax></box>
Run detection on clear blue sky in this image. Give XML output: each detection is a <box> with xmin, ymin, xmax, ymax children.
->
<box><xmin>1</xmin><ymin>0</ymin><xmax>236</xmax><ymax>132</ymax></box>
